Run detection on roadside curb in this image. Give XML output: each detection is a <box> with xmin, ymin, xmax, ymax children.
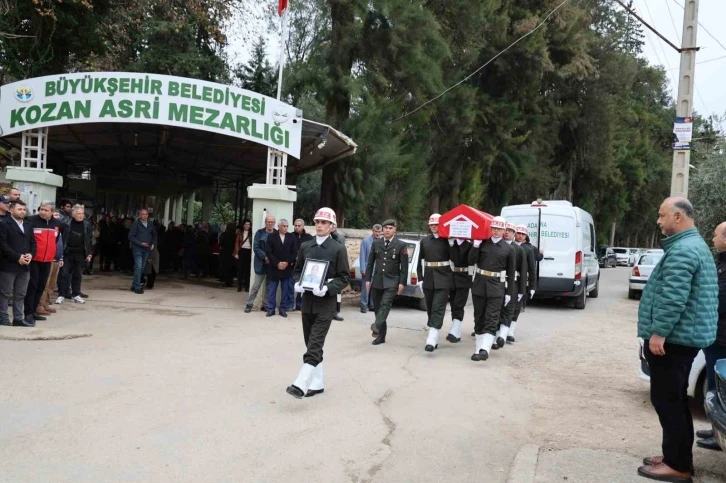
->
<box><xmin>507</xmin><ymin>444</ymin><xmax>540</xmax><ymax>483</ymax></box>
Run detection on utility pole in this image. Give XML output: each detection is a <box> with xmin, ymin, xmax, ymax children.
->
<box><xmin>670</xmin><ymin>0</ymin><xmax>700</xmax><ymax>198</ymax></box>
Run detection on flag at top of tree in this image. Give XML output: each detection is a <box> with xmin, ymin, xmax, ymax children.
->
<box><xmin>278</xmin><ymin>0</ymin><xmax>288</xmax><ymax>16</ymax></box>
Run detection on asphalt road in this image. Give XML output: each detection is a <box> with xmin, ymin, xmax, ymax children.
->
<box><xmin>0</xmin><ymin>268</ymin><xmax>724</xmax><ymax>482</ymax></box>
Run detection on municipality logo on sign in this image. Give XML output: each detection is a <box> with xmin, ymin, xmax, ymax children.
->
<box><xmin>14</xmin><ymin>85</ymin><xmax>33</xmax><ymax>102</ymax></box>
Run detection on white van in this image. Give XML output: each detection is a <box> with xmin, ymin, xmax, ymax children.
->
<box><xmin>501</xmin><ymin>200</ymin><xmax>600</xmax><ymax>309</ymax></box>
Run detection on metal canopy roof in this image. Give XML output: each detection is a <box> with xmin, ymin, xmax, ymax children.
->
<box><xmin>1</xmin><ymin>119</ymin><xmax>356</xmax><ymax>190</ymax></box>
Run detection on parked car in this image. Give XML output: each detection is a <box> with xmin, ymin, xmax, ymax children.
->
<box><xmin>628</xmin><ymin>248</ymin><xmax>640</xmax><ymax>266</ymax></box>
<box><xmin>646</xmin><ymin>248</ymin><xmax>664</xmax><ymax>254</ymax></box>
<box><xmin>598</xmin><ymin>247</ymin><xmax>617</xmax><ymax>268</ymax></box>
<box><xmin>628</xmin><ymin>252</ymin><xmax>663</xmax><ymax>299</ymax></box>
<box><xmin>350</xmin><ymin>237</ymin><xmax>427</xmax><ymax>310</ymax></box>
<box><xmin>639</xmin><ymin>339</ymin><xmax>708</xmax><ymax>401</ymax></box>
<box><xmin>705</xmin><ymin>359</ymin><xmax>726</xmax><ymax>453</ymax></box>
<box><xmin>613</xmin><ymin>247</ymin><xmax>630</xmax><ymax>266</ymax></box>
<box><xmin>501</xmin><ymin>200</ymin><xmax>600</xmax><ymax>310</ymax></box>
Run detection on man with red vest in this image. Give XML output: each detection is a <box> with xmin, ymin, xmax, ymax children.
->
<box><xmin>24</xmin><ymin>201</ymin><xmax>63</xmax><ymax>322</ymax></box>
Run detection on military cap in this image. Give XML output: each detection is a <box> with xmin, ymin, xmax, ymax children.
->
<box><xmin>382</xmin><ymin>219</ymin><xmax>397</xmax><ymax>227</ymax></box>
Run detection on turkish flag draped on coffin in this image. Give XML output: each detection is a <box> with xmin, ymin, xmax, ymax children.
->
<box><xmin>439</xmin><ymin>205</ymin><xmax>494</xmax><ymax>241</ymax></box>
<box><xmin>278</xmin><ymin>0</ymin><xmax>289</xmax><ymax>16</ymax></box>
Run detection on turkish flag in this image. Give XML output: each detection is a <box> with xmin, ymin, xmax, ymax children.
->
<box><xmin>278</xmin><ymin>0</ymin><xmax>288</xmax><ymax>16</ymax></box>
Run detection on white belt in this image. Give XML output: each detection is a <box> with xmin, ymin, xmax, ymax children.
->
<box><xmin>424</xmin><ymin>261</ymin><xmax>450</xmax><ymax>268</ymax></box>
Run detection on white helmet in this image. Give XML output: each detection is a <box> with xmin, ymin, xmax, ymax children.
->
<box><xmin>313</xmin><ymin>207</ymin><xmax>337</xmax><ymax>225</ymax></box>
<box><xmin>516</xmin><ymin>224</ymin><xmax>528</xmax><ymax>235</ymax></box>
<box><xmin>428</xmin><ymin>213</ymin><xmax>441</xmax><ymax>225</ymax></box>
<box><xmin>505</xmin><ymin>222</ymin><xmax>516</xmax><ymax>232</ymax></box>
<box><xmin>491</xmin><ymin>216</ymin><xmax>506</xmax><ymax>229</ymax></box>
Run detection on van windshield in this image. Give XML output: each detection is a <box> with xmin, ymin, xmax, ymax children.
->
<box><xmin>613</xmin><ymin>248</ymin><xmax>628</xmax><ymax>254</ymax></box>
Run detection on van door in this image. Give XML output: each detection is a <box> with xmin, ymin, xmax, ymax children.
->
<box><xmin>583</xmin><ymin>221</ymin><xmax>598</xmax><ymax>290</ymax></box>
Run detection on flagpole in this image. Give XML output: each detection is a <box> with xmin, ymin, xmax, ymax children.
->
<box><xmin>276</xmin><ymin>7</ymin><xmax>288</xmax><ymax>101</ymax></box>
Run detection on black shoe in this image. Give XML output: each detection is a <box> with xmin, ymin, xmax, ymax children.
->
<box><xmin>696</xmin><ymin>437</ymin><xmax>722</xmax><ymax>451</ymax></box>
<box><xmin>446</xmin><ymin>334</ymin><xmax>460</xmax><ymax>343</ymax></box>
<box><xmin>266</xmin><ymin>311</ymin><xmax>275</xmax><ymax>317</ymax></box>
<box><xmin>333</xmin><ymin>314</ymin><xmax>344</xmax><ymax>321</ymax></box>
<box><xmin>279</xmin><ymin>311</ymin><xmax>287</xmax><ymax>318</ymax></box>
<box><xmin>0</xmin><ymin>319</ymin><xmax>11</xmax><ymax>326</ymax></box>
<box><xmin>244</xmin><ymin>306</ymin><xmax>252</xmax><ymax>313</ymax></box>
<box><xmin>495</xmin><ymin>337</ymin><xmax>505</xmax><ymax>348</ymax></box>
<box><xmin>134</xmin><ymin>288</ymin><xmax>144</xmax><ymax>294</ymax></box>
<box><xmin>305</xmin><ymin>388</ymin><xmax>324</xmax><ymax>397</ymax></box>
<box><xmin>425</xmin><ymin>344</ymin><xmax>437</xmax><ymax>352</ymax></box>
<box><xmin>471</xmin><ymin>331</ymin><xmax>476</xmax><ymax>337</ymax></box>
<box><xmin>696</xmin><ymin>429</ymin><xmax>714</xmax><ymax>439</ymax></box>
<box><xmin>13</xmin><ymin>319</ymin><xmax>35</xmax><ymax>327</ymax></box>
<box><xmin>260</xmin><ymin>307</ymin><xmax>268</xmax><ymax>312</ymax></box>
<box><xmin>372</xmin><ymin>323</ymin><xmax>387</xmax><ymax>345</ymax></box>
<box><xmin>479</xmin><ymin>349</ymin><xmax>489</xmax><ymax>361</ymax></box>
<box><xmin>286</xmin><ymin>385</ymin><xmax>305</xmax><ymax>399</ymax></box>
<box><xmin>360</xmin><ymin>308</ymin><xmax>368</xmax><ymax>313</ymax></box>
<box><xmin>130</xmin><ymin>286</ymin><xmax>135</xmax><ymax>291</ymax></box>
<box><xmin>79</xmin><ymin>293</ymin><xmax>88</xmax><ymax>298</ymax></box>
<box><xmin>33</xmin><ymin>314</ymin><xmax>47</xmax><ymax>321</ymax></box>
<box><xmin>507</xmin><ymin>336</ymin><xmax>515</xmax><ymax>343</ymax></box>
<box><xmin>491</xmin><ymin>343</ymin><xmax>500</xmax><ymax>350</ymax></box>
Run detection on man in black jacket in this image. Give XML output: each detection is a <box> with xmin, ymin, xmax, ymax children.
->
<box><xmin>287</xmin><ymin>207</ymin><xmax>350</xmax><ymax>399</ymax></box>
<box><xmin>418</xmin><ymin>213</ymin><xmax>453</xmax><ymax>352</ymax></box>
<box><xmin>265</xmin><ymin>219</ymin><xmax>297</xmax><ymax>318</ymax></box>
<box><xmin>697</xmin><ymin>221</ymin><xmax>726</xmax><ymax>451</ymax></box>
<box><xmin>57</xmin><ymin>204</ymin><xmax>93</xmax><ymax>304</ymax></box>
<box><xmin>0</xmin><ymin>200</ymin><xmax>37</xmax><ymax>327</ymax></box>
<box><xmin>291</xmin><ymin>219</ymin><xmax>314</xmax><ymax>311</ymax></box>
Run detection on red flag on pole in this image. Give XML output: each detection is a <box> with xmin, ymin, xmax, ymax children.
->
<box><xmin>278</xmin><ymin>0</ymin><xmax>288</xmax><ymax>16</ymax></box>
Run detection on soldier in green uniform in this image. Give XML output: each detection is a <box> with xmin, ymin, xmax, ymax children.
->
<box><xmin>509</xmin><ymin>224</ymin><xmax>537</xmax><ymax>343</ymax></box>
<box><xmin>286</xmin><ymin>207</ymin><xmax>350</xmax><ymax>399</ymax></box>
<box><xmin>467</xmin><ymin>216</ymin><xmax>516</xmax><ymax>361</ymax></box>
<box><xmin>365</xmin><ymin>219</ymin><xmax>408</xmax><ymax>346</ymax></box>
<box><xmin>417</xmin><ymin>213</ymin><xmax>453</xmax><ymax>352</ymax></box>
<box><xmin>493</xmin><ymin>222</ymin><xmax>527</xmax><ymax>350</ymax></box>
<box><xmin>447</xmin><ymin>235</ymin><xmax>472</xmax><ymax>343</ymax></box>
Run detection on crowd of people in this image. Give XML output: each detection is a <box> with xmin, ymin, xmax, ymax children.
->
<box><xmin>0</xmin><ymin>197</ymin><xmax>94</xmax><ymax>327</ymax></box>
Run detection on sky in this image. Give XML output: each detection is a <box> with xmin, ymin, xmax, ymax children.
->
<box><xmin>228</xmin><ymin>0</ymin><xmax>726</xmax><ymax>123</ymax></box>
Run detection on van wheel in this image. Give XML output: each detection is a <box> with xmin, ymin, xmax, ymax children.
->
<box><xmin>589</xmin><ymin>276</ymin><xmax>600</xmax><ymax>298</ymax></box>
<box><xmin>418</xmin><ymin>298</ymin><xmax>427</xmax><ymax>311</ymax></box>
<box><xmin>574</xmin><ymin>281</ymin><xmax>587</xmax><ymax>310</ymax></box>
<box><xmin>628</xmin><ymin>289</ymin><xmax>637</xmax><ymax>300</ymax></box>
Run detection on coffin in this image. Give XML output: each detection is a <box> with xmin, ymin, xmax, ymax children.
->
<box><xmin>439</xmin><ymin>204</ymin><xmax>494</xmax><ymax>240</ymax></box>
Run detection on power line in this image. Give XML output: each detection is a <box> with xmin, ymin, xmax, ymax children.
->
<box><xmin>670</xmin><ymin>0</ymin><xmax>726</xmax><ymax>53</ymax></box>
<box><xmin>667</xmin><ymin>54</ymin><xmax>726</xmax><ymax>70</ymax></box>
<box><xmin>391</xmin><ymin>0</ymin><xmax>571</xmax><ymax>123</ymax></box>
<box><xmin>664</xmin><ymin>0</ymin><xmax>681</xmax><ymax>44</ymax></box>
<box><xmin>638</xmin><ymin>0</ymin><xmax>679</xmax><ymax>94</ymax></box>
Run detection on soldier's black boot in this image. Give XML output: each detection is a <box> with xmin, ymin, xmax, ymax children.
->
<box><xmin>371</xmin><ymin>323</ymin><xmax>379</xmax><ymax>337</ymax></box>
<box><xmin>372</xmin><ymin>323</ymin><xmax>386</xmax><ymax>345</ymax></box>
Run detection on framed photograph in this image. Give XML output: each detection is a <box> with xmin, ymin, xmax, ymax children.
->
<box><xmin>300</xmin><ymin>259</ymin><xmax>329</xmax><ymax>291</ymax></box>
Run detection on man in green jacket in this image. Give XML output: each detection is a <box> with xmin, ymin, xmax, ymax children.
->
<box><xmin>637</xmin><ymin>197</ymin><xmax>718</xmax><ymax>483</ymax></box>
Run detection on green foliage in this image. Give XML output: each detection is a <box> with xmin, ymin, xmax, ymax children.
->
<box><xmin>234</xmin><ymin>36</ymin><xmax>276</xmax><ymax>96</ymax></box>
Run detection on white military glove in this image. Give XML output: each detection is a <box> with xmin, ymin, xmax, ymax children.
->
<box><xmin>312</xmin><ymin>286</ymin><xmax>328</xmax><ymax>297</ymax></box>
<box><xmin>448</xmin><ymin>238</ymin><xmax>455</xmax><ymax>247</ymax></box>
<box><xmin>504</xmin><ymin>295</ymin><xmax>511</xmax><ymax>306</ymax></box>
<box><xmin>530</xmin><ymin>290</ymin><xmax>535</xmax><ymax>298</ymax></box>
<box><xmin>294</xmin><ymin>282</ymin><xmax>305</xmax><ymax>294</ymax></box>
<box><xmin>473</xmin><ymin>240</ymin><xmax>482</xmax><ymax>248</ymax></box>
<box><xmin>517</xmin><ymin>294</ymin><xmax>523</xmax><ymax>302</ymax></box>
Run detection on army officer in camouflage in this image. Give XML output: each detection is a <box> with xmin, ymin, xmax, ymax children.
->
<box><xmin>366</xmin><ymin>219</ymin><xmax>409</xmax><ymax>346</ymax></box>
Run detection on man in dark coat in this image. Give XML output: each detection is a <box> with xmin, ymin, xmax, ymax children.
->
<box><xmin>448</xmin><ymin>236</ymin><xmax>473</xmax><ymax>343</ymax></box>
<box><xmin>265</xmin><ymin>219</ymin><xmax>297</xmax><ymax>317</ymax></box>
<box><xmin>468</xmin><ymin>216</ymin><xmax>516</xmax><ymax>362</ymax></box>
<box><xmin>510</xmin><ymin>224</ymin><xmax>537</xmax><ymax>342</ymax></box>
<box><xmin>697</xmin><ymin>221</ymin><xmax>726</xmax><ymax>451</ymax></box>
<box><xmin>492</xmin><ymin>223</ymin><xmax>527</xmax><ymax>350</ymax></box>
<box><xmin>286</xmin><ymin>207</ymin><xmax>350</xmax><ymax>399</ymax></box>
<box><xmin>366</xmin><ymin>219</ymin><xmax>409</xmax><ymax>346</ymax></box>
<box><xmin>291</xmin><ymin>218</ymin><xmax>314</xmax><ymax>311</ymax></box>
<box><xmin>0</xmin><ymin>200</ymin><xmax>37</xmax><ymax>327</ymax></box>
<box><xmin>417</xmin><ymin>213</ymin><xmax>453</xmax><ymax>352</ymax></box>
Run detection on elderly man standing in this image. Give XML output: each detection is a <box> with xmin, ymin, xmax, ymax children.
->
<box><xmin>638</xmin><ymin>197</ymin><xmax>718</xmax><ymax>483</ymax></box>
<box><xmin>129</xmin><ymin>209</ymin><xmax>158</xmax><ymax>295</ymax></box>
<box><xmin>24</xmin><ymin>201</ymin><xmax>62</xmax><ymax>321</ymax></box>
<box><xmin>265</xmin><ymin>219</ymin><xmax>297</xmax><ymax>318</ymax></box>
<box><xmin>695</xmin><ymin>221</ymin><xmax>726</xmax><ymax>452</ymax></box>
<box><xmin>359</xmin><ymin>224</ymin><xmax>381</xmax><ymax>313</ymax></box>
<box><xmin>245</xmin><ymin>215</ymin><xmax>276</xmax><ymax>313</ymax></box>
<box><xmin>56</xmin><ymin>204</ymin><xmax>93</xmax><ymax>305</ymax></box>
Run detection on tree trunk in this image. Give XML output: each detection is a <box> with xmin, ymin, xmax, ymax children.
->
<box><xmin>319</xmin><ymin>0</ymin><xmax>356</xmax><ymax>219</ymax></box>
<box><xmin>609</xmin><ymin>222</ymin><xmax>616</xmax><ymax>247</ymax></box>
<box><xmin>449</xmin><ymin>161</ymin><xmax>463</xmax><ymax>210</ymax></box>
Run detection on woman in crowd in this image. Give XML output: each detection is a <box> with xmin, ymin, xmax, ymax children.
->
<box><xmin>234</xmin><ymin>219</ymin><xmax>252</xmax><ymax>293</ymax></box>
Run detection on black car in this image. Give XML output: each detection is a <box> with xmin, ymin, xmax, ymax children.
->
<box><xmin>598</xmin><ymin>247</ymin><xmax>617</xmax><ymax>268</ymax></box>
